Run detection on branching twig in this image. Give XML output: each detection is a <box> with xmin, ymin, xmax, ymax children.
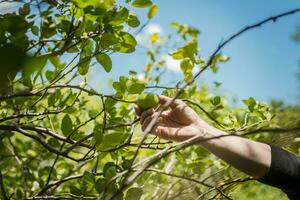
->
<box><xmin>198</xmin><ymin>177</ymin><xmax>253</xmax><ymax>199</ymax></box>
<box><xmin>183</xmin><ymin>99</ymin><xmax>225</xmax><ymax>129</ymax></box>
<box><xmin>50</xmin><ymin>84</ymin><xmax>136</xmax><ymax>103</ymax></box>
<box><xmin>0</xmin><ymin>125</ymin><xmax>91</xmax><ymax>149</ymax></box>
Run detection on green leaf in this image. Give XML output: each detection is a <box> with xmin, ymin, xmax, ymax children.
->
<box><xmin>211</xmin><ymin>96</ymin><xmax>221</xmax><ymax>106</ymax></box>
<box><xmin>132</xmin><ymin>0</ymin><xmax>152</xmax><ymax>8</ymax></box>
<box><xmin>236</xmin><ymin>110</ymin><xmax>247</xmax><ymax>126</ymax></box>
<box><xmin>114</xmin><ymin>32</ymin><xmax>137</xmax><ymax>53</ymax></box>
<box><xmin>105</xmin><ymin>98</ymin><xmax>118</xmax><ymax>110</ymax></box>
<box><xmin>112</xmin><ymin>76</ymin><xmax>128</xmax><ymax>94</ymax></box>
<box><xmin>180</xmin><ymin>58</ymin><xmax>193</xmax><ymax>73</ymax></box>
<box><xmin>48</xmin><ymin>90</ymin><xmax>61</xmax><ymax>107</ymax></box>
<box><xmin>182</xmin><ymin>39</ymin><xmax>198</xmax><ymax>59</ymax></box>
<box><xmin>175</xmin><ymin>151</ymin><xmax>186</xmax><ymax>163</ymax></box>
<box><xmin>95</xmin><ymin>178</ymin><xmax>107</xmax><ymax>193</ymax></box>
<box><xmin>210</xmin><ymin>54</ymin><xmax>230</xmax><ymax>73</ymax></box>
<box><xmin>22</xmin><ymin>56</ymin><xmax>47</xmax><ymax>77</ymax></box>
<box><xmin>170</xmin><ymin>22</ymin><xmax>199</xmax><ymax>39</ymax></box>
<box><xmin>127</xmin><ymin>13</ymin><xmax>140</xmax><ymax>27</ymax></box>
<box><xmin>50</xmin><ymin>56</ymin><xmax>64</xmax><ymax>69</ymax></box>
<box><xmin>41</xmin><ymin>16</ymin><xmax>57</xmax><ymax>38</ymax></box>
<box><xmin>70</xmin><ymin>186</ymin><xmax>82</xmax><ymax>196</ymax></box>
<box><xmin>45</xmin><ymin>70</ymin><xmax>55</xmax><ymax>81</ymax></box>
<box><xmin>214</xmin><ymin>81</ymin><xmax>222</xmax><ymax>87</ymax></box>
<box><xmin>108</xmin><ymin>7</ymin><xmax>129</xmax><ymax>26</ymax></box>
<box><xmin>78</xmin><ymin>56</ymin><xmax>91</xmax><ymax>75</ymax></box>
<box><xmin>82</xmin><ymin>171</ymin><xmax>94</xmax><ymax>184</ymax></box>
<box><xmin>126</xmin><ymin>79</ymin><xmax>146</xmax><ymax>94</ymax></box>
<box><xmin>72</xmin><ymin>0</ymin><xmax>115</xmax><ymax>9</ymax></box>
<box><xmin>31</xmin><ymin>26</ymin><xmax>39</xmax><ymax>36</ymax></box>
<box><xmin>103</xmin><ymin>162</ymin><xmax>117</xmax><ymax>179</ymax></box>
<box><xmin>180</xmin><ymin>58</ymin><xmax>194</xmax><ymax>83</ymax></box>
<box><xmin>93</xmin><ymin>124</ymin><xmax>103</xmax><ymax>146</ymax></box>
<box><xmin>83</xmin><ymin>7</ymin><xmax>106</xmax><ymax>21</ymax></box>
<box><xmin>170</xmin><ymin>49</ymin><xmax>184</xmax><ymax>60</ymax></box>
<box><xmin>219</xmin><ymin>55</ymin><xmax>230</xmax><ymax>62</ymax></box>
<box><xmin>170</xmin><ymin>40</ymin><xmax>197</xmax><ymax>61</ymax></box>
<box><xmin>125</xmin><ymin>187</ymin><xmax>143</xmax><ymax>200</ymax></box>
<box><xmin>101</xmin><ymin>0</ymin><xmax>116</xmax><ymax>9</ymax></box>
<box><xmin>96</xmin><ymin>53</ymin><xmax>112</xmax><ymax>72</ymax></box>
<box><xmin>147</xmin><ymin>4</ymin><xmax>158</xmax><ymax>18</ymax></box>
<box><xmin>100</xmin><ymin>33</ymin><xmax>119</xmax><ymax>49</ymax></box>
<box><xmin>82</xmin><ymin>39</ymin><xmax>94</xmax><ymax>55</ymax></box>
<box><xmin>61</xmin><ymin>114</ymin><xmax>73</xmax><ymax>136</ymax></box>
<box><xmin>21</xmin><ymin>76</ymin><xmax>32</xmax><ymax>88</ymax></box>
<box><xmin>121</xmin><ymin>158</ymin><xmax>131</xmax><ymax>169</ymax></box>
<box><xmin>98</xmin><ymin>130</ymin><xmax>129</xmax><ymax>150</ymax></box>
<box><xmin>243</xmin><ymin>97</ymin><xmax>256</xmax><ymax>112</ymax></box>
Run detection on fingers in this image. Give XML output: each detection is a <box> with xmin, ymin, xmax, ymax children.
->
<box><xmin>158</xmin><ymin>95</ymin><xmax>185</xmax><ymax>109</ymax></box>
<box><xmin>134</xmin><ymin>105</ymin><xmax>154</xmax><ymax>122</ymax></box>
<box><xmin>155</xmin><ymin>126</ymin><xmax>171</xmax><ymax>140</ymax></box>
<box><xmin>138</xmin><ymin>110</ymin><xmax>172</xmax><ymax>141</ymax></box>
<box><xmin>134</xmin><ymin>105</ymin><xmax>141</xmax><ymax>116</ymax></box>
<box><xmin>140</xmin><ymin>108</ymin><xmax>154</xmax><ymax>124</ymax></box>
<box><xmin>141</xmin><ymin>112</ymin><xmax>162</xmax><ymax>132</ymax></box>
<box><xmin>134</xmin><ymin>95</ymin><xmax>184</xmax><ymax>116</ymax></box>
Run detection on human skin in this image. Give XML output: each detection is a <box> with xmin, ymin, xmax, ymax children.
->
<box><xmin>135</xmin><ymin>95</ymin><xmax>271</xmax><ymax>179</ymax></box>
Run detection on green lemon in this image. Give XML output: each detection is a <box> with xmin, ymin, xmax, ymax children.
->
<box><xmin>136</xmin><ymin>93</ymin><xmax>159</xmax><ymax>110</ymax></box>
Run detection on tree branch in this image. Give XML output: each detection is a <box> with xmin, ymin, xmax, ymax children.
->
<box><xmin>183</xmin><ymin>99</ymin><xmax>225</xmax><ymax>129</ymax></box>
<box><xmin>0</xmin><ymin>125</ymin><xmax>92</xmax><ymax>149</ymax></box>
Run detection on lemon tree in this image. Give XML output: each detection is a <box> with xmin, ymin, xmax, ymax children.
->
<box><xmin>0</xmin><ymin>1</ymin><xmax>299</xmax><ymax>200</ymax></box>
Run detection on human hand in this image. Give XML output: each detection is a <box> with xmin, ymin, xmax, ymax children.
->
<box><xmin>135</xmin><ymin>95</ymin><xmax>210</xmax><ymax>142</ymax></box>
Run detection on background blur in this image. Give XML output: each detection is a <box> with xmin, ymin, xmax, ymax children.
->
<box><xmin>88</xmin><ymin>0</ymin><xmax>300</xmax><ymax>106</ymax></box>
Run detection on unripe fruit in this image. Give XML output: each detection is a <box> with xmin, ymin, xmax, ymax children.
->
<box><xmin>136</xmin><ymin>93</ymin><xmax>159</xmax><ymax>110</ymax></box>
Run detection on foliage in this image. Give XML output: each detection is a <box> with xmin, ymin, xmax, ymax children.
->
<box><xmin>0</xmin><ymin>1</ymin><xmax>299</xmax><ymax>200</ymax></box>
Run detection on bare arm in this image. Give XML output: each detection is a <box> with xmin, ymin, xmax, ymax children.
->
<box><xmin>198</xmin><ymin>126</ymin><xmax>271</xmax><ymax>178</ymax></box>
<box><xmin>135</xmin><ymin>95</ymin><xmax>271</xmax><ymax>179</ymax></box>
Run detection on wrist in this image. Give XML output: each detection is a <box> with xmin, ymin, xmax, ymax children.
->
<box><xmin>194</xmin><ymin>122</ymin><xmax>226</xmax><ymax>145</ymax></box>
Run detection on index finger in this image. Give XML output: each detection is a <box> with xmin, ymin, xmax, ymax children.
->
<box><xmin>134</xmin><ymin>104</ymin><xmax>142</xmax><ymax>116</ymax></box>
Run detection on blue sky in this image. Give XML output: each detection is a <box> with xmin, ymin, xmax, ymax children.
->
<box><xmin>90</xmin><ymin>0</ymin><xmax>300</xmax><ymax>106</ymax></box>
<box><xmin>1</xmin><ymin>1</ymin><xmax>299</xmax><ymax>105</ymax></box>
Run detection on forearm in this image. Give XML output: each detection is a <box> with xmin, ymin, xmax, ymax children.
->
<box><xmin>197</xmin><ymin>126</ymin><xmax>271</xmax><ymax>178</ymax></box>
